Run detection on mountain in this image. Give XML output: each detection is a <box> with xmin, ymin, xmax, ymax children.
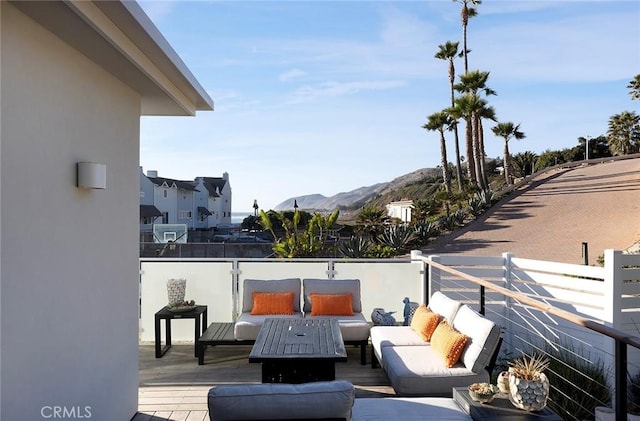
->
<box><xmin>274</xmin><ymin>168</ymin><xmax>440</xmax><ymax>211</ymax></box>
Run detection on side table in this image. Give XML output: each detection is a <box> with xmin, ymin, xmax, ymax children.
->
<box><xmin>155</xmin><ymin>305</ymin><xmax>207</xmax><ymax>358</ymax></box>
<box><xmin>453</xmin><ymin>387</ymin><xmax>562</xmax><ymax>421</ymax></box>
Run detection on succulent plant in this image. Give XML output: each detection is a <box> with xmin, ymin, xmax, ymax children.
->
<box><xmin>509</xmin><ymin>353</ymin><xmax>549</xmax><ymax>381</ymax></box>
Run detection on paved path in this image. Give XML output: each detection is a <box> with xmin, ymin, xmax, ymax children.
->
<box><xmin>421</xmin><ymin>158</ymin><xmax>640</xmax><ymax>265</ymax></box>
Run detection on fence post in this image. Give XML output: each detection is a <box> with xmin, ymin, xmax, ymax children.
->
<box><xmin>603</xmin><ymin>249</ymin><xmax>625</xmax><ymax>419</ymax></box>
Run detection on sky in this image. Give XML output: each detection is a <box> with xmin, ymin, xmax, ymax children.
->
<box><xmin>137</xmin><ymin>0</ymin><xmax>640</xmax><ymax>213</ymax></box>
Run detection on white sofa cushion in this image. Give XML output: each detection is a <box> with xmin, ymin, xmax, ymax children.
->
<box><xmin>207</xmin><ymin>380</ymin><xmax>355</xmax><ymax>421</ymax></box>
<box><xmin>370</xmin><ymin>326</ymin><xmax>428</xmax><ymax>350</ymax></box>
<box><xmin>451</xmin><ymin>305</ymin><xmax>502</xmax><ymax>374</ymax></box>
<box><xmin>381</xmin><ymin>345</ymin><xmax>489</xmax><ymax>397</ymax></box>
<box><xmin>233</xmin><ymin>312</ymin><xmax>303</xmax><ymax>341</ymax></box>
<box><xmin>353</xmin><ymin>397</ymin><xmax>472</xmax><ymax>421</ymax></box>
<box><xmin>305</xmin><ymin>313</ymin><xmax>370</xmax><ymax>341</ymax></box>
<box><xmin>428</xmin><ymin>291</ymin><xmax>462</xmax><ymax>323</ymax></box>
<box><xmin>303</xmin><ymin>279</ymin><xmax>362</xmax><ymax>313</ymax></box>
<box><xmin>241</xmin><ymin>278</ymin><xmax>301</xmax><ymax>313</ymax></box>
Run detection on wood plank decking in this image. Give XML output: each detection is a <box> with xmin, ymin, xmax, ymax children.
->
<box><xmin>134</xmin><ymin>342</ymin><xmax>393</xmax><ymax>420</ymax></box>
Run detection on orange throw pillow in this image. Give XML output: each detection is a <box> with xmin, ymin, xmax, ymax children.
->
<box><xmin>430</xmin><ymin>320</ymin><xmax>468</xmax><ymax>368</ymax></box>
<box><xmin>250</xmin><ymin>291</ymin><xmax>295</xmax><ymax>315</ymax></box>
<box><xmin>410</xmin><ymin>305</ymin><xmax>441</xmax><ymax>341</ymax></box>
<box><xmin>309</xmin><ymin>293</ymin><xmax>354</xmax><ymax>316</ymax></box>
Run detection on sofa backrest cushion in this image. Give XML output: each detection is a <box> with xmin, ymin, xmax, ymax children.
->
<box><xmin>428</xmin><ymin>291</ymin><xmax>462</xmax><ymax>323</ymax></box>
<box><xmin>207</xmin><ymin>380</ymin><xmax>355</xmax><ymax>421</ymax></box>
<box><xmin>303</xmin><ymin>279</ymin><xmax>362</xmax><ymax>314</ymax></box>
<box><xmin>452</xmin><ymin>304</ymin><xmax>502</xmax><ymax>373</ymax></box>
<box><xmin>242</xmin><ymin>278</ymin><xmax>301</xmax><ymax>313</ymax></box>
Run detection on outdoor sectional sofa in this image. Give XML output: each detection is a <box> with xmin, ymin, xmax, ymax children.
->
<box><xmin>233</xmin><ymin>278</ymin><xmax>371</xmax><ymax>364</ymax></box>
<box><xmin>370</xmin><ymin>291</ymin><xmax>502</xmax><ymax>397</ymax></box>
<box><xmin>207</xmin><ymin>380</ymin><xmax>472</xmax><ymax>421</ymax></box>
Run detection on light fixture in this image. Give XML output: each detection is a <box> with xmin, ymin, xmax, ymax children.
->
<box><xmin>77</xmin><ymin>162</ymin><xmax>106</xmax><ymax>189</ymax></box>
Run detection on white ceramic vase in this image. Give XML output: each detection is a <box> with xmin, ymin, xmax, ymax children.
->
<box><xmin>508</xmin><ymin>372</ymin><xmax>549</xmax><ymax>411</ymax></box>
<box><xmin>167</xmin><ymin>278</ymin><xmax>186</xmax><ymax>307</ymax></box>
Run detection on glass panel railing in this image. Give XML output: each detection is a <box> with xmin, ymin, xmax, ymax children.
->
<box><xmin>140</xmin><ymin>260</ymin><xmax>235</xmax><ymax>342</ymax></box>
<box><xmin>139</xmin><ymin>258</ymin><xmax>426</xmax><ymax>342</ymax></box>
<box><xmin>334</xmin><ymin>259</ymin><xmax>425</xmax><ymax>322</ymax></box>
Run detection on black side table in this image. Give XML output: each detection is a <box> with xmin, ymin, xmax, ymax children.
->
<box><xmin>453</xmin><ymin>387</ymin><xmax>562</xmax><ymax>421</ymax></box>
<box><xmin>155</xmin><ymin>305</ymin><xmax>207</xmax><ymax>358</ymax></box>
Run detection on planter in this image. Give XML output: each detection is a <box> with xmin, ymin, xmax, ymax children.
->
<box><xmin>167</xmin><ymin>278</ymin><xmax>186</xmax><ymax>307</ymax></box>
<box><xmin>508</xmin><ymin>372</ymin><xmax>549</xmax><ymax>411</ymax></box>
<box><xmin>497</xmin><ymin>371</ymin><xmax>510</xmax><ymax>394</ymax></box>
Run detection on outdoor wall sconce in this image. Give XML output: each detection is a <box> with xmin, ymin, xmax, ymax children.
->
<box><xmin>77</xmin><ymin>162</ymin><xmax>106</xmax><ymax>189</ymax></box>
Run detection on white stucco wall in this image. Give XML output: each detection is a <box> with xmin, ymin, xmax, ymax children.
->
<box><xmin>1</xmin><ymin>4</ymin><xmax>139</xmax><ymax>420</ymax></box>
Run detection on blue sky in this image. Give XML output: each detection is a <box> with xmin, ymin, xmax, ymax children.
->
<box><xmin>138</xmin><ymin>1</ymin><xmax>639</xmax><ymax>213</ymax></box>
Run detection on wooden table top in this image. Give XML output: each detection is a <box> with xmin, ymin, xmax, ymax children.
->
<box><xmin>249</xmin><ymin>318</ymin><xmax>347</xmax><ymax>362</ymax></box>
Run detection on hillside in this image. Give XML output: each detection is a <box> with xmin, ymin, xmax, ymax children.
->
<box><xmin>274</xmin><ymin>167</ymin><xmax>442</xmax><ymax>212</ymax></box>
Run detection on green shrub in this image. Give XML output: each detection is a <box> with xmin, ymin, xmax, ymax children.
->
<box><xmin>545</xmin><ymin>343</ymin><xmax>611</xmax><ymax>420</ymax></box>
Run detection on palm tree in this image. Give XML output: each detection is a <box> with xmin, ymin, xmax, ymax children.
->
<box><xmin>511</xmin><ymin>151</ymin><xmax>537</xmax><ymax>177</ymax></box>
<box><xmin>356</xmin><ymin>207</ymin><xmax>387</xmax><ymax>241</ymax></box>
<box><xmin>435</xmin><ymin>41</ymin><xmax>464</xmax><ymax>191</ymax></box>
<box><xmin>455</xmin><ymin>70</ymin><xmax>496</xmax><ymax>190</ymax></box>
<box><xmin>449</xmin><ymin>97</ymin><xmax>476</xmax><ymax>185</ymax></box>
<box><xmin>628</xmin><ymin>74</ymin><xmax>640</xmax><ymax>101</ymax></box>
<box><xmin>453</xmin><ymin>0</ymin><xmax>481</xmax><ymax>73</ymax></box>
<box><xmin>607</xmin><ymin>111</ymin><xmax>640</xmax><ymax>155</ymax></box>
<box><xmin>492</xmin><ymin>122</ymin><xmax>526</xmax><ymax>185</ymax></box>
<box><xmin>423</xmin><ymin>111</ymin><xmax>455</xmax><ymax>194</ymax></box>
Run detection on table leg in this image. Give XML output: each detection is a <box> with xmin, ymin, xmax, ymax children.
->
<box><xmin>155</xmin><ymin>315</ymin><xmax>161</xmax><ymax>358</ymax></box>
<box><xmin>155</xmin><ymin>317</ymin><xmax>172</xmax><ymax>358</ymax></box>
<box><xmin>194</xmin><ymin>315</ymin><xmax>201</xmax><ymax>358</ymax></box>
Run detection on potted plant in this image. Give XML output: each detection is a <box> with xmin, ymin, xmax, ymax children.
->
<box><xmin>508</xmin><ymin>353</ymin><xmax>550</xmax><ymax>411</ymax></box>
<box><xmin>468</xmin><ymin>382</ymin><xmax>497</xmax><ymax>403</ymax></box>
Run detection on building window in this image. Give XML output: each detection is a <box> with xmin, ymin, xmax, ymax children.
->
<box><xmin>163</xmin><ymin>189</ymin><xmax>168</xmax><ymax>198</ymax></box>
<box><xmin>179</xmin><ymin>210</ymin><xmax>192</xmax><ymax>219</ymax></box>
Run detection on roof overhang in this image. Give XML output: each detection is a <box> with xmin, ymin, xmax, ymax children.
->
<box><xmin>11</xmin><ymin>0</ymin><xmax>213</xmax><ymax>116</ymax></box>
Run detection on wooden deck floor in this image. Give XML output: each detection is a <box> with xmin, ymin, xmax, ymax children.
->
<box><xmin>134</xmin><ymin>343</ymin><xmax>394</xmax><ymax>421</ymax></box>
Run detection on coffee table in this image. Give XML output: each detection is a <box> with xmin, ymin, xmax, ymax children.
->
<box><xmin>249</xmin><ymin>318</ymin><xmax>347</xmax><ymax>383</ymax></box>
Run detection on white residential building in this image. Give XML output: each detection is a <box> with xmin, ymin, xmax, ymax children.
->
<box><xmin>140</xmin><ymin>170</ymin><xmax>232</xmax><ymax>233</ymax></box>
<box><xmin>387</xmin><ymin>200</ymin><xmax>414</xmax><ymax>223</ymax></box>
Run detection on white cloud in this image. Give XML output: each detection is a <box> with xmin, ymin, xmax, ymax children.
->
<box><xmin>279</xmin><ymin>68</ymin><xmax>307</xmax><ymax>82</ymax></box>
<box><xmin>285</xmin><ymin>80</ymin><xmax>407</xmax><ymax>104</ymax></box>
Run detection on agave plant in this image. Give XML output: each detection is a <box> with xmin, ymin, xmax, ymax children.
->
<box><xmin>339</xmin><ymin>236</ymin><xmax>370</xmax><ymax>258</ymax></box>
<box><xmin>379</xmin><ymin>224</ymin><xmax>415</xmax><ymax>254</ymax></box>
<box><xmin>509</xmin><ymin>353</ymin><xmax>549</xmax><ymax>381</ymax></box>
<box><xmin>413</xmin><ymin>221</ymin><xmax>440</xmax><ymax>245</ymax></box>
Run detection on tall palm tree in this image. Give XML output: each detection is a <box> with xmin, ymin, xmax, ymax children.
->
<box><xmin>607</xmin><ymin>111</ymin><xmax>640</xmax><ymax>155</ymax></box>
<box><xmin>448</xmin><ymin>98</ymin><xmax>475</xmax><ymax>186</ymax></box>
<box><xmin>492</xmin><ymin>122</ymin><xmax>526</xmax><ymax>185</ymax></box>
<box><xmin>476</xmin><ymin>103</ymin><xmax>497</xmax><ymax>189</ymax></box>
<box><xmin>453</xmin><ymin>0</ymin><xmax>481</xmax><ymax>73</ymax></box>
<box><xmin>423</xmin><ymin>111</ymin><xmax>455</xmax><ymax>194</ymax></box>
<box><xmin>455</xmin><ymin>70</ymin><xmax>496</xmax><ymax>189</ymax></box>
<box><xmin>435</xmin><ymin>41</ymin><xmax>463</xmax><ymax>191</ymax></box>
<box><xmin>628</xmin><ymin>74</ymin><xmax>640</xmax><ymax>101</ymax></box>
